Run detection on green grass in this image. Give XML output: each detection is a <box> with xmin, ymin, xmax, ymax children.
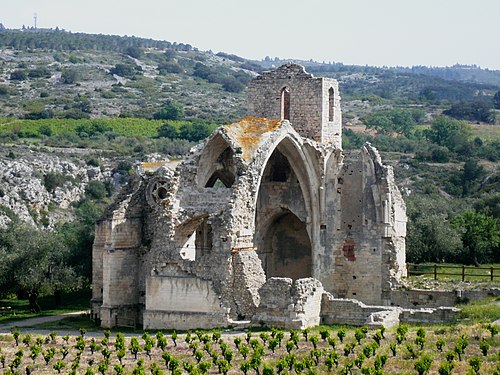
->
<box><xmin>457</xmin><ymin>296</ymin><xmax>500</xmax><ymax>323</ymax></box>
<box><xmin>471</xmin><ymin>124</ymin><xmax>500</xmax><ymax>142</ymax></box>
<box><xmin>0</xmin><ymin>288</ymin><xmax>91</xmax><ymax>324</ymax></box>
<box><xmin>407</xmin><ymin>263</ymin><xmax>500</xmax><ymax>282</ymax></box>
<box><xmin>28</xmin><ymin>313</ymin><xmax>99</xmax><ymax>331</ymax></box>
<box><xmin>414</xmin><ymin>123</ymin><xmax>500</xmax><ymax>142</ymax></box>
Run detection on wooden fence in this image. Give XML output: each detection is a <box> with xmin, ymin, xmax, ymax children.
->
<box><xmin>407</xmin><ymin>263</ymin><xmax>500</xmax><ymax>281</ymax></box>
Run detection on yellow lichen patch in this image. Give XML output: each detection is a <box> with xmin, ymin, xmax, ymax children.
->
<box><xmin>141</xmin><ymin>161</ymin><xmax>166</xmax><ymax>171</ymax></box>
<box><xmin>224</xmin><ymin>116</ymin><xmax>282</xmax><ymax>160</ymax></box>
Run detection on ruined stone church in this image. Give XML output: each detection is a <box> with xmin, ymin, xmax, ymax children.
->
<box><xmin>92</xmin><ymin>64</ymin><xmax>408</xmax><ymax>329</ymax></box>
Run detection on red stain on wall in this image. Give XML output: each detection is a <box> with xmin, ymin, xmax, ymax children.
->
<box><xmin>342</xmin><ymin>239</ymin><xmax>356</xmax><ymax>261</ymax></box>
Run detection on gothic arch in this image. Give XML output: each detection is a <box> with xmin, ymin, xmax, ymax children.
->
<box><xmin>280</xmin><ymin>86</ymin><xmax>291</xmax><ymax>121</ymax></box>
<box><xmin>328</xmin><ymin>87</ymin><xmax>335</xmax><ymax>122</ymax></box>
<box><xmin>254</xmin><ymin>134</ymin><xmax>320</xmax><ymax>279</ymax></box>
<box><xmin>196</xmin><ymin>133</ymin><xmax>237</xmax><ymax>188</ymax></box>
<box><xmin>175</xmin><ymin>215</ymin><xmax>213</xmax><ymax>261</ymax></box>
<box><xmin>256</xmin><ymin>208</ymin><xmax>312</xmax><ymax>279</ymax></box>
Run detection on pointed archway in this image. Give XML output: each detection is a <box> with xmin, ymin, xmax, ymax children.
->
<box><xmin>258</xmin><ymin>210</ymin><xmax>312</xmax><ymax>279</ymax></box>
<box><xmin>254</xmin><ymin>136</ymin><xmax>315</xmax><ymax>280</ymax></box>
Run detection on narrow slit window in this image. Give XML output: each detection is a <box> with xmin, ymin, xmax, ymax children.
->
<box><xmin>281</xmin><ymin>87</ymin><xmax>290</xmax><ymax>120</ymax></box>
<box><xmin>328</xmin><ymin>87</ymin><xmax>334</xmax><ymax>121</ymax></box>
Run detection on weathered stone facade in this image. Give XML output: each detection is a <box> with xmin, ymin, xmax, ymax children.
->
<box><xmin>92</xmin><ymin>64</ymin><xmax>409</xmax><ymax>329</ymax></box>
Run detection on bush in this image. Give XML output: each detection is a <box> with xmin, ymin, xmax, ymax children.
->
<box><xmin>444</xmin><ymin>101</ymin><xmax>495</xmax><ymax>124</ymax></box>
<box><xmin>221</xmin><ymin>76</ymin><xmax>245</xmax><ymax>93</ymax></box>
<box><xmin>158</xmin><ymin>122</ymin><xmax>179</xmax><ymax>139</ymax></box>
<box><xmin>43</xmin><ymin>172</ymin><xmax>69</xmax><ymax>193</ymax></box>
<box><xmin>110</xmin><ymin>63</ymin><xmax>139</xmax><ymax>78</ymax></box>
<box><xmin>124</xmin><ymin>46</ymin><xmax>143</xmax><ymax>59</ymax></box>
<box><xmin>61</xmin><ymin>69</ymin><xmax>79</xmax><ymax>84</ymax></box>
<box><xmin>38</xmin><ymin>125</ymin><xmax>52</xmax><ymax>136</ymax></box>
<box><xmin>158</xmin><ymin>61</ymin><xmax>183</xmax><ymax>74</ymax></box>
<box><xmin>0</xmin><ymin>84</ymin><xmax>12</xmax><ymax>96</ymax></box>
<box><xmin>10</xmin><ymin>70</ymin><xmax>27</xmax><ymax>81</ymax></box>
<box><xmin>28</xmin><ymin>67</ymin><xmax>52</xmax><ymax>79</ymax></box>
<box><xmin>75</xmin><ymin>120</ymin><xmax>112</xmax><ymax>136</ymax></box>
<box><xmin>153</xmin><ymin>100</ymin><xmax>185</xmax><ymax>121</ymax></box>
<box><xmin>85</xmin><ymin>180</ymin><xmax>108</xmax><ymax>200</ymax></box>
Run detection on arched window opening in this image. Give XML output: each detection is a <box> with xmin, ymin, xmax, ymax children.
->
<box><xmin>204</xmin><ymin>147</ymin><xmax>236</xmax><ymax>188</ymax></box>
<box><xmin>177</xmin><ymin>218</ymin><xmax>213</xmax><ymax>261</ymax></box>
<box><xmin>281</xmin><ymin>87</ymin><xmax>290</xmax><ymax>121</ymax></box>
<box><xmin>265</xmin><ymin>149</ymin><xmax>292</xmax><ymax>182</ymax></box>
<box><xmin>205</xmin><ymin>170</ymin><xmax>235</xmax><ymax>188</ymax></box>
<box><xmin>328</xmin><ymin>87</ymin><xmax>335</xmax><ymax>122</ymax></box>
<box><xmin>195</xmin><ymin>219</ymin><xmax>213</xmax><ymax>259</ymax></box>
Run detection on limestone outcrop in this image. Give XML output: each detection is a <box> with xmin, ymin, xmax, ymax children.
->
<box><xmin>0</xmin><ymin>146</ymin><xmax>109</xmax><ymax>228</ymax></box>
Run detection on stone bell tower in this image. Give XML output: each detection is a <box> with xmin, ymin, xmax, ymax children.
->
<box><xmin>247</xmin><ymin>63</ymin><xmax>342</xmax><ymax>148</ymax></box>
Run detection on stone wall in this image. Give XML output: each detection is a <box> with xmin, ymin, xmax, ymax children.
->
<box><xmin>247</xmin><ymin>64</ymin><xmax>341</xmax><ymax>146</ymax></box>
<box><xmin>319</xmin><ymin>145</ymin><xmax>406</xmax><ymax>305</ymax></box>
<box><xmin>143</xmin><ymin>311</ymin><xmax>230</xmax><ymax>330</ymax></box>
<box><xmin>254</xmin><ymin>278</ymin><xmax>324</xmax><ymax>329</ymax></box>
<box><xmin>321</xmin><ymin>293</ymin><xmax>459</xmax><ymax>327</ymax></box>
<box><xmin>391</xmin><ymin>287</ymin><xmax>500</xmax><ymax>308</ymax></box>
<box><xmin>143</xmin><ymin>275</ymin><xmax>230</xmax><ymax>329</ymax></box>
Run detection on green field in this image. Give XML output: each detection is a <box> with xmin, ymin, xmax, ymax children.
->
<box><xmin>0</xmin><ymin>118</ymin><xmax>185</xmax><ymax>138</ymax></box>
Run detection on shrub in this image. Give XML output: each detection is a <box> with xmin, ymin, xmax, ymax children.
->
<box><xmin>414</xmin><ymin>354</ymin><xmax>433</xmax><ymax>375</ymax></box>
<box><xmin>28</xmin><ymin>67</ymin><xmax>51</xmax><ymax>79</ymax></box>
<box><xmin>10</xmin><ymin>70</ymin><xmax>27</xmax><ymax>81</ymax></box>
<box><xmin>85</xmin><ymin>180</ymin><xmax>108</xmax><ymax>200</ymax></box>
<box><xmin>43</xmin><ymin>172</ymin><xmax>69</xmax><ymax>193</ymax></box>
<box><xmin>61</xmin><ymin>69</ymin><xmax>79</xmax><ymax>84</ymax></box>
<box><xmin>0</xmin><ymin>84</ymin><xmax>12</xmax><ymax>96</ymax></box>
<box><xmin>153</xmin><ymin>100</ymin><xmax>185</xmax><ymax>121</ymax></box>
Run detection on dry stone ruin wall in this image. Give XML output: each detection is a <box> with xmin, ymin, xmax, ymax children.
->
<box><xmin>92</xmin><ymin>64</ymin><xmax>409</xmax><ymax>330</ymax></box>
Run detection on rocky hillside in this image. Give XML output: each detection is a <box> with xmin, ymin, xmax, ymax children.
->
<box><xmin>0</xmin><ymin>144</ymin><xmax>119</xmax><ymax>227</ymax></box>
<box><xmin>1</xmin><ymin>29</ymin><xmax>499</xmax><ymax>125</ymax></box>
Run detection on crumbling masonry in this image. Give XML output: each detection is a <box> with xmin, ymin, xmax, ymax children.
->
<box><xmin>92</xmin><ymin>64</ymin><xmax>414</xmax><ymax>330</ymax></box>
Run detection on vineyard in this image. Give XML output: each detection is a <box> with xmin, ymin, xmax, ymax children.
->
<box><xmin>0</xmin><ymin>118</ymin><xmax>183</xmax><ymax>138</ymax></box>
<box><xmin>0</xmin><ymin>322</ymin><xmax>498</xmax><ymax>374</ymax></box>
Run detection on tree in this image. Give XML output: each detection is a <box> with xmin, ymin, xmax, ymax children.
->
<box><xmin>363</xmin><ymin>109</ymin><xmax>421</xmax><ymax>137</ymax></box>
<box><xmin>0</xmin><ymin>221</ymin><xmax>82</xmax><ymax>311</ymax></box>
<box><xmin>153</xmin><ymin>100</ymin><xmax>185</xmax><ymax>121</ymax></box>
<box><xmin>10</xmin><ymin>70</ymin><xmax>27</xmax><ymax>81</ymax></box>
<box><xmin>177</xmin><ymin>122</ymin><xmax>217</xmax><ymax>142</ymax></box>
<box><xmin>424</xmin><ymin>116</ymin><xmax>472</xmax><ymax>152</ymax></box>
<box><xmin>452</xmin><ymin>210</ymin><xmax>500</xmax><ymax>264</ymax></box>
<box><xmin>406</xmin><ymin>195</ymin><xmax>463</xmax><ymax>263</ymax></box>
<box><xmin>157</xmin><ymin>123</ymin><xmax>179</xmax><ymax>139</ymax></box>
<box><xmin>124</xmin><ymin>46</ymin><xmax>143</xmax><ymax>59</ymax></box>
<box><xmin>443</xmin><ymin>101</ymin><xmax>495</xmax><ymax>124</ymax></box>
<box><xmin>61</xmin><ymin>69</ymin><xmax>79</xmax><ymax>84</ymax></box>
<box><xmin>110</xmin><ymin>63</ymin><xmax>138</xmax><ymax>78</ymax></box>
<box><xmin>221</xmin><ymin>76</ymin><xmax>245</xmax><ymax>93</ymax></box>
<box><xmin>494</xmin><ymin>90</ymin><xmax>500</xmax><ymax>110</ymax></box>
<box><xmin>461</xmin><ymin>159</ymin><xmax>485</xmax><ymax>196</ymax></box>
<box><xmin>85</xmin><ymin>180</ymin><xmax>108</xmax><ymax>200</ymax></box>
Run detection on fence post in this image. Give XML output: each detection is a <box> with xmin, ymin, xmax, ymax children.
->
<box><xmin>462</xmin><ymin>265</ymin><xmax>465</xmax><ymax>281</ymax></box>
<box><xmin>492</xmin><ymin>267</ymin><xmax>494</xmax><ymax>282</ymax></box>
<box><xmin>434</xmin><ymin>264</ymin><xmax>437</xmax><ymax>280</ymax></box>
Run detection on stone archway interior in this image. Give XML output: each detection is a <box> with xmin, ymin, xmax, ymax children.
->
<box><xmin>259</xmin><ymin>211</ymin><xmax>312</xmax><ymax>279</ymax></box>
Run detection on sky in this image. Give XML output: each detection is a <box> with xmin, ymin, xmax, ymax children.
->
<box><xmin>1</xmin><ymin>0</ymin><xmax>499</xmax><ymax>70</ymax></box>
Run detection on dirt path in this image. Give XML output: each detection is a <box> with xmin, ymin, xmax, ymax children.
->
<box><xmin>0</xmin><ymin>310</ymin><xmax>89</xmax><ymax>333</ymax></box>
